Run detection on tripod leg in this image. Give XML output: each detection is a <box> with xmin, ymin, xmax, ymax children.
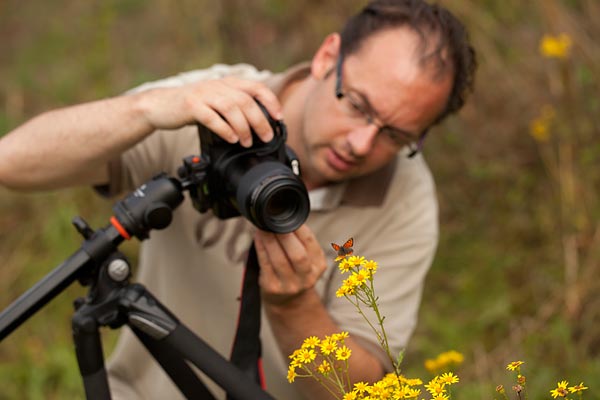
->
<box><xmin>162</xmin><ymin>324</ymin><xmax>273</xmax><ymax>400</ymax></box>
<box><xmin>123</xmin><ymin>286</ymin><xmax>274</xmax><ymax>400</ymax></box>
<box><xmin>132</xmin><ymin>326</ymin><xmax>216</xmax><ymax>399</ymax></box>
<box><xmin>72</xmin><ymin>313</ymin><xmax>111</xmax><ymax>400</ymax></box>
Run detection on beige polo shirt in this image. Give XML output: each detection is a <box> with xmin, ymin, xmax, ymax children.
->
<box><xmin>103</xmin><ymin>63</ymin><xmax>438</xmax><ymax>400</ymax></box>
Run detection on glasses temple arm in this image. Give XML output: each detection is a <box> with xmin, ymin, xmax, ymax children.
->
<box><xmin>407</xmin><ymin>129</ymin><xmax>429</xmax><ymax>158</ymax></box>
<box><xmin>335</xmin><ymin>56</ymin><xmax>344</xmax><ymax>99</ymax></box>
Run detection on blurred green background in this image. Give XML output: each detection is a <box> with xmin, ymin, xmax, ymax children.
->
<box><xmin>1</xmin><ymin>0</ymin><xmax>599</xmax><ymax>399</ymax></box>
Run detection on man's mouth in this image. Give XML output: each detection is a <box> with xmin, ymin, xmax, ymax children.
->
<box><xmin>326</xmin><ymin>148</ymin><xmax>357</xmax><ymax>172</ymax></box>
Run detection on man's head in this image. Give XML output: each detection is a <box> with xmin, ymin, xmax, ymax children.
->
<box><xmin>286</xmin><ymin>0</ymin><xmax>476</xmax><ymax>189</ymax></box>
<box><xmin>339</xmin><ymin>0</ymin><xmax>476</xmax><ymax>125</ymax></box>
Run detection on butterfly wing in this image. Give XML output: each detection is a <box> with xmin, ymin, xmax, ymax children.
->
<box><xmin>342</xmin><ymin>237</ymin><xmax>354</xmax><ymax>249</ymax></box>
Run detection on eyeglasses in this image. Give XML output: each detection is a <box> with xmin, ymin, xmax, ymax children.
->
<box><xmin>334</xmin><ymin>56</ymin><xmax>428</xmax><ymax>158</ymax></box>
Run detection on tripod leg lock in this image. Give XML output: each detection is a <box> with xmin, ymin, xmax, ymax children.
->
<box><xmin>121</xmin><ymin>284</ymin><xmax>178</xmax><ymax>340</ymax></box>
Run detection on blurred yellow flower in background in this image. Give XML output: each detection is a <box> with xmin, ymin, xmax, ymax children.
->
<box><xmin>529</xmin><ymin>104</ymin><xmax>556</xmax><ymax>142</ymax></box>
<box><xmin>506</xmin><ymin>360</ymin><xmax>525</xmax><ymax>371</ymax></box>
<box><xmin>424</xmin><ymin>350</ymin><xmax>464</xmax><ymax>374</ymax></box>
<box><xmin>539</xmin><ymin>33</ymin><xmax>572</xmax><ymax>59</ymax></box>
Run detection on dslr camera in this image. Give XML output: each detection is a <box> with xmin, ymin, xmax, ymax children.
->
<box><xmin>178</xmin><ymin>104</ymin><xmax>310</xmax><ymax>233</ymax></box>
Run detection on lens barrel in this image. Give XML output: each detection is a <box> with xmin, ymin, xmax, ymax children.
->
<box><xmin>235</xmin><ymin>161</ymin><xmax>309</xmax><ymax>233</ymax></box>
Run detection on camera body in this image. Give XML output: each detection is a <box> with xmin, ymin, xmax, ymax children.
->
<box><xmin>179</xmin><ymin>105</ymin><xmax>310</xmax><ymax>233</ymax></box>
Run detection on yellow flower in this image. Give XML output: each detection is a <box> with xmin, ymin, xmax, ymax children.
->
<box><xmin>557</xmin><ymin>380</ymin><xmax>569</xmax><ymax>389</ymax></box>
<box><xmin>332</xmin><ymin>331</ymin><xmax>349</xmax><ymax>341</ymax></box>
<box><xmin>364</xmin><ymin>259</ymin><xmax>378</xmax><ymax>273</ymax></box>
<box><xmin>319</xmin><ymin>338</ymin><xmax>337</xmax><ymax>355</ymax></box>
<box><xmin>550</xmin><ymin>387</ymin><xmax>569</xmax><ymax>398</ymax></box>
<box><xmin>529</xmin><ymin>118</ymin><xmax>550</xmax><ymax>142</ymax></box>
<box><xmin>302</xmin><ymin>336</ymin><xmax>320</xmax><ymax>349</ymax></box>
<box><xmin>568</xmin><ymin>382</ymin><xmax>588</xmax><ymax>393</ymax></box>
<box><xmin>369</xmin><ymin>383</ymin><xmax>385</xmax><ymax>397</ymax></box>
<box><xmin>336</xmin><ymin>285</ymin><xmax>350</xmax><ymax>297</ymax></box>
<box><xmin>353</xmin><ymin>381</ymin><xmax>369</xmax><ymax>394</ymax></box>
<box><xmin>539</xmin><ymin>33</ymin><xmax>572</xmax><ymax>59</ymax></box>
<box><xmin>425</xmin><ymin>378</ymin><xmax>446</xmax><ymax>396</ymax></box>
<box><xmin>335</xmin><ymin>345</ymin><xmax>352</xmax><ymax>361</ymax></box>
<box><xmin>351</xmin><ymin>269</ymin><xmax>370</xmax><ymax>286</ymax></box>
<box><xmin>404</xmin><ymin>378</ymin><xmax>423</xmax><ymax>386</ymax></box>
<box><xmin>339</xmin><ymin>258</ymin><xmax>353</xmax><ymax>273</ymax></box>
<box><xmin>425</xmin><ymin>358</ymin><xmax>439</xmax><ymax>373</ymax></box>
<box><xmin>438</xmin><ymin>372</ymin><xmax>459</xmax><ymax>385</ymax></box>
<box><xmin>550</xmin><ymin>380</ymin><xmax>570</xmax><ymax>398</ymax></box>
<box><xmin>506</xmin><ymin>360</ymin><xmax>524</xmax><ymax>371</ymax></box>
<box><xmin>425</xmin><ymin>350</ymin><xmax>464</xmax><ymax>373</ymax></box>
<box><xmin>287</xmin><ymin>366</ymin><xmax>297</xmax><ymax>383</ymax></box>
<box><xmin>348</xmin><ymin>255</ymin><xmax>366</xmax><ymax>266</ymax></box>
<box><xmin>431</xmin><ymin>395</ymin><xmax>449</xmax><ymax>400</ymax></box>
<box><xmin>337</xmin><ymin>278</ymin><xmax>357</xmax><ymax>296</ymax></box>
<box><xmin>343</xmin><ymin>392</ymin><xmax>357</xmax><ymax>400</ymax></box>
<box><xmin>394</xmin><ymin>383</ymin><xmax>421</xmax><ymax>399</ymax></box>
<box><xmin>404</xmin><ymin>386</ymin><xmax>421</xmax><ymax>398</ymax></box>
<box><xmin>298</xmin><ymin>348</ymin><xmax>316</xmax><ymax>364</ymax></box>
<box><xmin>529</xmin><ymin>105</ymin><xmax>555</xmax><ymax>143</ymax></box>
<box><xmin>316</xmin><ymin>360</ymin><xmax>332</xmax><ymax>375</ymax></box>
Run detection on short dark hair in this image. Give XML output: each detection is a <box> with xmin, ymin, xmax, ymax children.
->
<box><xmin>340</xmin><ymin>0</ymin><xmax>477</xmax><ymax>125</ymax></box>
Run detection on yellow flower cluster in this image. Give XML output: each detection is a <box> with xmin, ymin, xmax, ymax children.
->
<box><xmin>336</xmin><ymin>256</ymin><xmax>378</xmax><ymax>297</ymax></box>
<box><xmin>539</xmin><ymin>33</ymin><xmax>572</xmax><ymax>59</ymax></box>
<box><xmin>529</xmin><ymin>105</ymin><xmax>555</xmax><ymax>143</ymax></box>
<box><xmin>287</xmin><ymin>332</ymin><xmax>352</xmax><ymax>388</ymax></box>
<box><xmin>424</xmin><ymin>350</ymin><xmax>464</xmax><ymax>374</ymax></box>
<box><xmin>424</xmin><ymin>373</ymin><xmax>460</xmax><ymax>400</ymax></box>
<box><xmin>346</xmin><ymin>373</ymin><xmax>423</xmax><ymax>399</ymax></box>
<box><xmin>288</xmin><ymin>331</ymin><xmax>462</xmax><ymax>400</ymax></box>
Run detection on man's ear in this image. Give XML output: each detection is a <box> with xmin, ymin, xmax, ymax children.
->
<box><xmin>311</xmin><ymin>33</ymin><xmax>341</xmax><ymax>80</ymax></box>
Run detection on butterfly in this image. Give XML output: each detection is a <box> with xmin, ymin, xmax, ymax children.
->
<box><xmin>331</xmin><ymin>237</ymin><xmax>354</xmax><ymax>261</ymax></box>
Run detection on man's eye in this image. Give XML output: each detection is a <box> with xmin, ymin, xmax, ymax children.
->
<box><xmin>343</xmin><ymin>94</ymin><xmax>367</xmax><ymax>115</ymax></box>
<box><xmin>381</xmin><ymin>128</ymin><xmax>408</xmax><ymax>145</ymax></box>
<box><xmin>345</xmin><ymin>98</ymin><xmax>364</xmax><ymax>116</ymax></box>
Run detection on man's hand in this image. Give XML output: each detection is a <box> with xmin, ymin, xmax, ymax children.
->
<box><xmin>253</xmin><ymin>225</ymin><xmax>327</xmax><ymax>305</ymax></box>
<box><xmin>135</xmin><ymin>77</ymin><xmax>282</xmax><ymax>147</ymax></box>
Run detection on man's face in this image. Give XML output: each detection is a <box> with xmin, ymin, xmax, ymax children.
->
<box><xmin>293</xmin><ymin>27</ymin><xmax>453</xmax><ymax>190</ymax></box>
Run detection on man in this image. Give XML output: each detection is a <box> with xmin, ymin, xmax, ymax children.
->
<box><xmin>0</xmin><ymin>0</ymin><xmax>476</xmax><ymax>398</ymax></box>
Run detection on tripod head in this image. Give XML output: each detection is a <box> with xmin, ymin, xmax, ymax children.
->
<box><xmin>0</xmin><ymin>173</ymin><xmax>185</xmax><ymax>340</ymax></box>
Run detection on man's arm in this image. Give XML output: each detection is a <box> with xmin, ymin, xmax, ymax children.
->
<box><xmin>0</xmin><ymin>77</ymin><xmax>282</xmax><ymax>191</ymax></box>
<box><xmin>254</xmin><ymin>226</ymin><xmax>385</xmax><ymax>399</ymax></box>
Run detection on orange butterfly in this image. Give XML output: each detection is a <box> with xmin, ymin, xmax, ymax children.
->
<box><xmin>331</xmin><ymin>237</ymin><xmax>354</xmax><ymax>261</ymax></box>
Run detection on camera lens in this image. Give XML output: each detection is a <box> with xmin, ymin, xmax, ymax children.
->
<box><xmin>236</xmin><ymin>161</ymin><xmax>310</xmax><ymax>233</ymax></box>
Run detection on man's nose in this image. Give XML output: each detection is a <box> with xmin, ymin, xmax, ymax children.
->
<box><xmin>346</xmin><ymin>125</ymin><xmax>379</xmax><ymax>157</ymax></box>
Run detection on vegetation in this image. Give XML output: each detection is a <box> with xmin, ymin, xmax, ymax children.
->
<box><xmin>1</xmin><ymin>0</ymin><xmax>599</xmax><ymax>399</ymax></box>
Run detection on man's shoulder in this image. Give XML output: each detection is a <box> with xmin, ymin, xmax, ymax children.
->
<box><xmin>128</xmin><ymin>63</ymin><xmax>273</xmax><ymax>93</ymax></box>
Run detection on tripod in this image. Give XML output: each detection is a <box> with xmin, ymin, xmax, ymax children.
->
<box><xmin>0</xmin><ymin>173</ymin><xmax>274</xmax><ymax>400</ymax></box>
